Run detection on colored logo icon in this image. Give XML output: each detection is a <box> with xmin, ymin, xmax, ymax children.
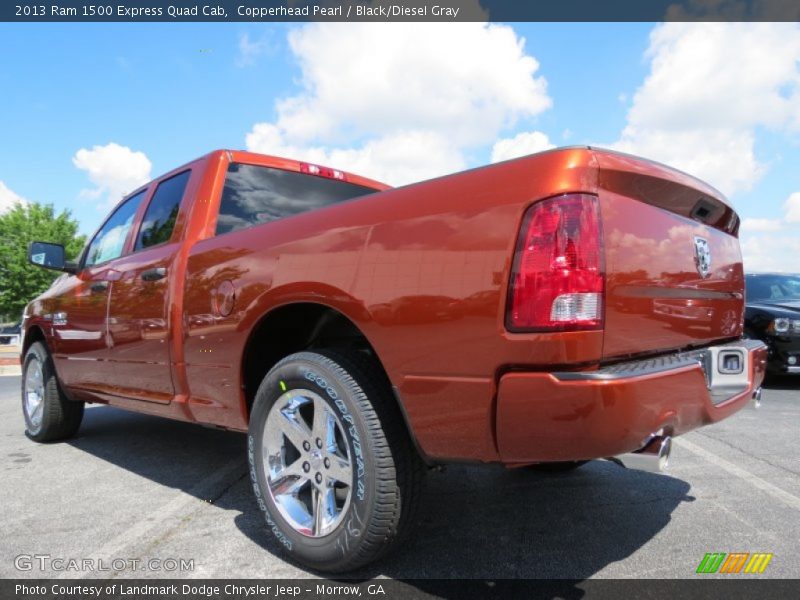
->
<box><xmin>696</xmin><ymin>552</ymin><xmax>773</xmax><ymax>574</ymax></box>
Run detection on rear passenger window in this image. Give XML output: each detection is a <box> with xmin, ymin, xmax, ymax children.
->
<box><xmin>215</xmin><ymin>163</ymin><xmax>377</xmax><ymax>236</ymax></box>
<box><xmin>135</xmin><ymin>170</ymin><xmax>190</xmax><ymax>250</ymax></box>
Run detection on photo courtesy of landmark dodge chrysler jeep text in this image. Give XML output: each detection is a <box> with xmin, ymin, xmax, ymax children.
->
<box><xmin>21</xmin><ymin>147</ymin><xmax>766</xmax><ymax>571</ymax></box>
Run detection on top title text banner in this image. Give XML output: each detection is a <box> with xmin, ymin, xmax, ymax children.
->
<box><xmin>4</xmin><ymin>0</ymin><xmax>800</xmax><ymax>22</ymax></box>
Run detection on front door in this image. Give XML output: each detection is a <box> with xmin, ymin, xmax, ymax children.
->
<box><xmin>50</xmin><ymin>265</ymin><xmax>112</xmax><ymax>390</ymax></box>
<box><xmin>52</xmin><ymin>190</ymin><xmax>147</xmax><ymax>391</ymax></box>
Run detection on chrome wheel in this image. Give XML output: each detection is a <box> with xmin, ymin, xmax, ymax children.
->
<box><xmin>24</xmin><ymin>356</ymin><xmax>45</xmax><ymax>430</ymax></box>
<box><xmin>262</xmin><ymin>389</ymin><xmax>353</xmax><ymax>537</ymax></box>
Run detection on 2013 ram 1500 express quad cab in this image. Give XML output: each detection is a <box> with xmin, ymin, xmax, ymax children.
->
<box><xmin>21</xmin><ymin>147</ymin><xmax>766</xmax><ymax>571</ymax></box>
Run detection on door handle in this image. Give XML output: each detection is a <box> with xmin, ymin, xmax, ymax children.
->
<box><xmin>90</xmin><ymin>281</ymin><xmax>108</xmax><ymax>293</ymax></box>
<box><xmin>141</xmin><ymin>267</ymin><xmax>167</xmax><ymax>282</ymax></box>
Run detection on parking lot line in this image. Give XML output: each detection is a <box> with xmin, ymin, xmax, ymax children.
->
<box><xmin>62</xmin><ymin>455</ymin><xmax>247</xmax><ymax>580</ymax></box>
<box><xmin>675</xmin><ymin>437</ymin><xmax>800</xmax><ymax>511</ymax></box>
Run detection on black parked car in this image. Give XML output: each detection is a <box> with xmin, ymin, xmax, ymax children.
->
<box><xmin>745</xmin><ymin>273</ymin><xmax>800</xmax><ymax>374</ymax></box>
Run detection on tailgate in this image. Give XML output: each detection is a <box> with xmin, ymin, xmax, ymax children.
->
<box><xmin>594</xmin><ymin>150</ymin><xmax>744</xmax><ymax>360</ymax></box>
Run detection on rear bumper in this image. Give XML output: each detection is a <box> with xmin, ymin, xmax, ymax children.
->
<box><xmin>496</xmin><ymin>340</ymin><xmax>767</xmax><ymax>463</ymax></box>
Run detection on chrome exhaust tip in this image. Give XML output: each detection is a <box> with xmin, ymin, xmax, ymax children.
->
<box><xmin>751</xmin><ymin>387</ymin><xmax>762</xmax><ymax>409</ymax></box>
<box><xmin>612</xmin><ymin>435</ymin><xmax>672</xmax><ymax>473</ymax></box>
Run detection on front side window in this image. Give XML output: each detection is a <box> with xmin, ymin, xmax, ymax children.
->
<box><xmin>216</xmin><ymin>163</ymin><xmax>377</xmax><ymax>236</ymax></box>
<box><xmin>84</xmin><ymin>190</ymin><xmax>146</xmax><ymax>268</ymax></box>
<box><xmin>135</xmin><ymin>170</ymin><xmax>190</xmax><ymax>250</ymax></box>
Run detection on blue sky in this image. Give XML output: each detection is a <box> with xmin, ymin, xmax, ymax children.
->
<box><xmin>1</xmin><ymin>22</ymin><xmax>799</xmax><ymax>270</ymax></box>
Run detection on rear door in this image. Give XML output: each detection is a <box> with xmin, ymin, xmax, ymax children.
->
<box><xmin>104</xmin><ymin>170</ymin><xmax>193</xmax><ymax>403</ymax></box>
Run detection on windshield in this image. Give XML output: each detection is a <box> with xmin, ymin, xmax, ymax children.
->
<box><xmin>746</xmin><ymin>275</ymin><xmax>800</xmax><ymax>302</ymax></box>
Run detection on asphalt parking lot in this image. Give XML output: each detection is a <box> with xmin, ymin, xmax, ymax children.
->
<box><xmin>1</xmin><ymin>373</ymin><xmax>798</xmax><ymax>580</ymax></box>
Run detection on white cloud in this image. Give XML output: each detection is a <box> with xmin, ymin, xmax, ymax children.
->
<box><xmin>614</xmin><ymin>23</ymin><xmax>800</xmax><ymax>197</ymax></box>
<box><xmin>783</xmin><ymin>192</ymin><xmax>800</xmax><ymax>223</ymax></box>
<box><xmin>247</xmin><ymin>125</ymin><xmax>465</xmax><ymax>186</ymax></box>
<box><xmin>236</xmin><ymin>32</ymin><xmax>268</xmax><ymax>67</ymax></box>
<box><xmin>615</xmin><ymin>128</ymin><xmax>764</xmax><ymax>196</ymax></box>
<box><xmin>72</xmin><ymin>143</ymin><xmax>152</xmax><ymax>208</ymax></box>
<box><xmin>0</xmin><ymin>181</ymin><xmax>28</xmax><ymax>214</ymax></box>
<box><xmin>741</xmin><ymin>191</ymin><xmax>800</xmax><ymax>272</ymax></box>
<box><xmin>245</xmin><ymin>21</ymin><xmax>551</xmax><ymax>186</ymax></box>
<box><xmin>491</xmin><ymin>131</ymin><xmax>554</xmax><ymax>163</ymax></box>
<box><xmin>741</xmin><ymin>235</ymin><xmax>800</xmax><ymax>273</ymax></box>
<box><xmin>620</xmin><ymin>24</ymin><xmax>800</xmax><ymax>272</ymax></box>
<box><xmin>741</xmin><ymin>217</ymin><xmax>783</xmax><ymax>233</ymax></box>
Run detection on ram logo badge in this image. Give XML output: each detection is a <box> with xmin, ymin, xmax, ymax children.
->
<box><xmin>694</xmin><ymin>236</ymin><xmax>712</xmax><ymax>278</ymax></box>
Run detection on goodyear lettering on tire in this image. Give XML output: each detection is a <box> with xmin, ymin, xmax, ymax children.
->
<box><xmin>248</xmin><ymin>434</ymin><xmax>292</xmax><ymax>550</ymax></box>
<box><xmin>304</xmin><ymin>369</ymin><xmax>366</xmax><ymax>500</ymax></box>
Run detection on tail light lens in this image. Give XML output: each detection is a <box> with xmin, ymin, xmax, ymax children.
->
<box><xmin>506</xmin><ymin>193</ymin><xmax>604</xmax><ymax>332</ymax></box>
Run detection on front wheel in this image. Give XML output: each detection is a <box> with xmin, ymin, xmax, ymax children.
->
<box><xmin>248</xmin><ymin>350</ymin><xmax>425</xmax><ymax>572</ymax></box>
<box><xmin>22</xmin><ymin>341</ymin><xmax>84</xmax><ymax>442</ymax></box>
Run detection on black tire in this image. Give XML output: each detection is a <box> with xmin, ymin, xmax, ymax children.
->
<box><xmin>526</xmin><ymin>460</ymin><xmax>588</xmax><ymax>474</ymax></box>
<box><xmin>248</xmin><ymin>350</ymin><xmax>425</xmax><ymax>573</ymax></box>
<box><xmin>22</xmin><ymin>341</ymin><xmax>84</xmax><ymax>442</ymax></box>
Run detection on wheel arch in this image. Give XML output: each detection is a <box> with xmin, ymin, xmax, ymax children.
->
<box><xmin>22</xmin><ymin>324</ymin><xmax>47</xmax><ymax>358</ymax></box>
<box><xmin>239</xmin><ymin>301</ymin><xmax>426</xmax><ymax>461</ymax></box>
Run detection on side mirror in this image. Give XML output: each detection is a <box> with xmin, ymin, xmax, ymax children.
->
<box><xmin>28</xmin><ymin>242</ymin><xmax>76</xmax><ymax>274</ymax></box>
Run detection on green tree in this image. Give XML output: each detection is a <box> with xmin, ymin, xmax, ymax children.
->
<box><xmin>0</xmin><ymin>202</ymin><xmax>86</xmax><ymax>320</ymax></box>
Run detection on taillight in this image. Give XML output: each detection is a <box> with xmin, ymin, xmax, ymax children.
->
<box><xmin>506</xmin><ymin>193</ymin><xmax>604</xmax><ymax>332</ymax></box>
<box><xmin>300</xmin><ymin>162</ymin><xmax>347</xmax><ymax>181</ymax></box>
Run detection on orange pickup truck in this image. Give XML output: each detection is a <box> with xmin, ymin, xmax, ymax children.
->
<box><xmin>21</xmin><ymin>147</ymin><xmax>766</xmax><ymax>571</ymax></box>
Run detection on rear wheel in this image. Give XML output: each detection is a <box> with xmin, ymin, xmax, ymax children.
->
<box><xmin>248</xmin><ymin>350</ymin><xmax>425</xmax><ymax>572</ymax></box>
<box><xmin>22</xmin><ymin>341</ymin><xmax>84</xmax><ymax>442</ymax></box>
